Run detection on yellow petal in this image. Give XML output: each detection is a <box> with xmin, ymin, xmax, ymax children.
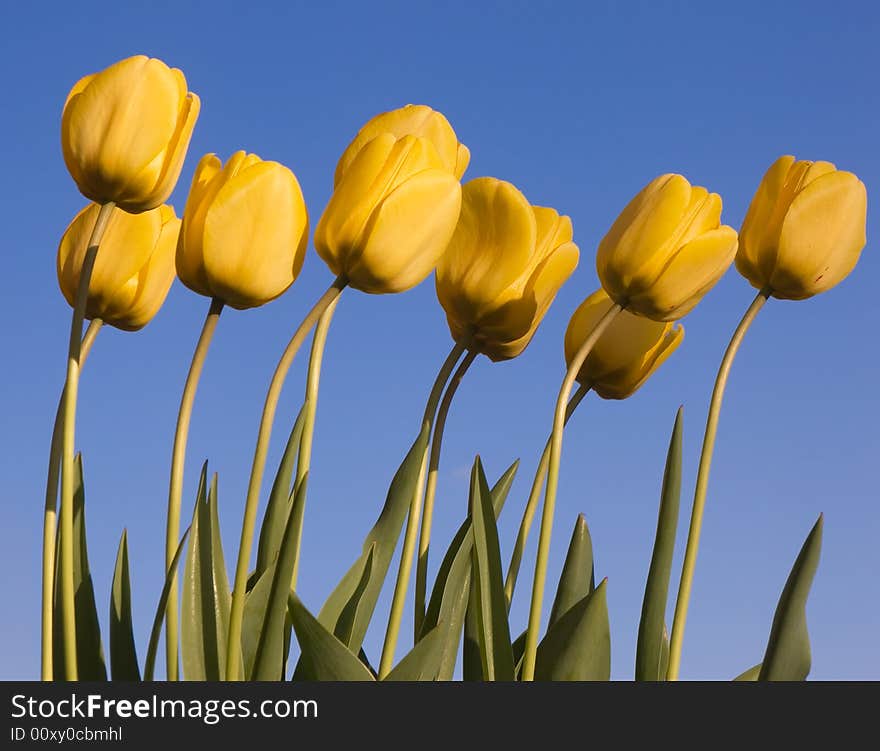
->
<box><xmin>349</xmin><ymin>168</ymin><xmax>461</xmax><ymax>293</ymax></box>
<box><xmin>455</xmin><ymin>143</ymin><xmax>471</xmax><ymax>179</ymax></box>
<box><xmin>202</xmin><ymin>161</ymin><xmax>309</xmax><ymax>309</ymax></box>
<box><xmin>593</xmin><ymin>324</ymin><xmax>684</xmax><ymax>399</ymax></box>
<box><xmin>436</xmin><ymin>177</ymin><xmax>537</xmax><ymax>328</ymax></box>
<box><xmin>596</xmin><ymin>174</ymin><xmax>693</xmax><ymax>302</ymax></box>
<box><xmin>334</xmin><ymin>104</ymin><xmax>461</xmax><ymax>184</ymax></box>
<box><xmin>772</xmin><ymin>170</ymin><xmax>867</xmax><ymax>299</ymax></box>
<box><xmin>629</xmin><ymin>225</ymin><xmax>738</xmax><ymax>320</ymax></box>
<box><xmin>177</xmin><ymin>153</ymin><xmax>223</xmax><ymax>297</ymax></box>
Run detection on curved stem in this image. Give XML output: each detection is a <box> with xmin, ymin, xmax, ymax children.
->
<box><xmin>521</xmin><ymin>303</ymin><xmax>622</xmax><ymax>681</ymax></box>
<box><xmin>59</xmin><ymin>201</ymin><xmax>115</xmax><ymax>680</ymax></box>
<box><xmin>503</xmin><ymin>383</ymin><xmax>590</xmax><ymax>609</ymax></box>
<box><xmin>377</xmin><ymin>339</ymin><xmax>468</xmax><ymax>678</ymax></box>
<box><xmin>164</xmin><ymin>297</ymin><xmax>224</xmax><ymax>681</ymax></box>
<box><xmin>41</xmin><ymin>318</ymin><xmax>103</xmax><ymax>681</ymax></box>
<box><xmin>666</xmin><ymin>288</ymin><xmax>770</xmax><ymax>680</ymax></box>
<box><xmin>225</xmin><ymin>276</ymin><xmax>348</xmax><ymax>680</ymax></box>
<box><xmin>290</xmin><ymin>293</ymin><xmax>342</xmax><ymax>591</ymax></box>
<box><xmin>414</xmin><ymin>349</ymin><xmax>478</xmax><ymax>638</ymax></box>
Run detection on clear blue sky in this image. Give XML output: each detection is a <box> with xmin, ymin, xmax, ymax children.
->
<box><xmin>2</xmin><ymin>0</ymin><xmax>877</xmax><ymax>680</ymax></box>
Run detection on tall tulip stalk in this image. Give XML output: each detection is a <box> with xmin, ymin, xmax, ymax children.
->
<box><xmin>39</xmin><ymin>54</ymin><xmax>866</xmax><ymax>686</ymax></box>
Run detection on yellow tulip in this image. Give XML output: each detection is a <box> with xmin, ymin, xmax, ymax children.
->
<box><xmin>61</xmin><ymin>55</ymin><xmax>200</xmax><ymax>213</ymax></box>
<box><xmin>315</xmin><ymin>133</ymin><xmax>462</xmax><ymax>294</ymax></box>
<box><xmin>436</xmin><ymin>177</ymin><xmax>579</xmax><ymax>361</ymax></box>
<box><xmin>176</xmin><ymin>151</ymin><xmax>309</xmax><ymax>310</ymax></box>
<box><xmin>736</xmin><ymin>155</ymin><xmax>867</xmax><ymax>300</ymax></box>
<box><xmin>58</xmin><ymin>203</ymin><xmax>179</xmax><ymax>331</ymax></box>
<box><xmin>596</xmin><ymin>174</ymin><xmax>738</xmax><ymax>321</ymax></box>
<box><xmin>564</xmin><ymin>288</ymin><xmax>683</xmax><ymax>399</ymax></box>
<box><xmin>334</xmin><ymin>104</ymin><xmax>470</xmax><ymax>184</ymax></box>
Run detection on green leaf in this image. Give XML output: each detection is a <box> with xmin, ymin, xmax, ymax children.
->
<box><xmin>241</xmin><ymin>567</ymin><xmax>274</xmax><ymax>679</ymax></box>
<box><xmin>144</xmin><ymin>527</ymin><xmax>191</xmax><ymax>681</ymax></box>
<box><xmin>511</xmin><ymin>628</ymin><xmax>526</xmax><ymax>679</ymax></box>
<box><xmin>181</xmin><ymin>467</ymin><xmax>231</xmax><ymax>680</ymax></box>
<box><xmin>109</xmin><ymin>530</ymin><xmax>140</xmax><ymax>680</ymax></box>
<box><xmin>535</xmin><ymin>578</ymin><xmax>611</xmax><ymax>681</ymax></box>
<box><xmin>317</xmin><ymin>423</ymin><xmax>430</xmax><ymax>651</ymax></box>
<box><xmin>636</xmin><ymin>407</ymin><xmax>682</xmax><ymax>681</ymax></box>
<box><xmin>549</xmin><ymin>514</ymin><xmax>595</xmax><ymax>628</ymax></box>
<box><xmin>383</xmin><ymin>624</ymin><xmax>446</xmax><ymax>681</ymax></box>
<box><xmin>287</xmin><ymin>594</ymin><xmax>375</xmax><ymax>681</ymax></box>
<box><xmin>462</xmin><ymin>567</ymin><xmax>481</xmax><ymax>681</ymax></box>
<box><xmin>252</xmin><ymin>477</ymin><xmax>311</xmax><ymax>680</ymax></box>
<box><xmin>759</xmin><ymin>515</ymin><xmax>823</xmax><ymax>681</ymax></box>
<box><xmin>469</xmin><ymin>457</ymin><xmax>515</xmax><ymax>681</ymax></box>
<box><xmin>734</xmin><ymin>663</ymin><xmax>762</xmax><ymax>681</ymax></box>
<box><xmin>255</xmin><ymin>405</ymin><xmax>306</xmax><ymax>581</ymax></box>
<box><xmin>422</xmin><ymin>460</ymin><xmax>516</xmax><ymax>680</ymax></box>
<box><xmin>53</xmin><ymin>454</ymin><xmax>106</xmax><ymax>680</ymax></box>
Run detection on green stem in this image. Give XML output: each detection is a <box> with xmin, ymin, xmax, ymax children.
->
<box><xmin>290</xmin><ymin>293</ymin><xmax>342</xmax><ymax>592</ymax></box>
<box><xmin>225</xmin><ymin>276</ymin><xmax>348</xmax><ymax>681</ymax></box>
<box><xmin>58</xmin><ymin>201</ymin><xmax>115</xmax><ymax>680</ymax></box>
<box><xmin>377</xmin><ymin>339</ymin><xmax>468</xmax><ymax>678</ymax></box>
<box><xmin>414</xmin><ymin>349</ymin><xmax>478</xmax><ymax>638</ymax></box>
<box><xmin>503</xmin><ymin>383</ymin><xmax>590</xmax><ymax>609</ymax></box>
<box><xmin>164</xmin><ymin>297</ymin><xmax>224</xmax><ymax>681</ymax></box>
<box><xmin>41</xmin><ymin>318</ymin><xmax>103</xmax><ymax>681</ymax></box>
<box><xmin>666</xmin><ymin>288</ymin><xmax>770</xmax><ymax>680</ymax></box>
<box><xmin>521</xmin><ymin>303</ymin><xmax>622</xmax><ymax>681</ymax></box>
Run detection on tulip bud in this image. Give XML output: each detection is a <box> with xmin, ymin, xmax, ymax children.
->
<box><xmin>315</xmin><ymin>133</ymin><xmax>462</xmax><ymax>294</ymax></box>
<box><xmin>58</xmin><ymin>203</ymin><xmax>179</xmax><ymax>331</ymax></box>
<box><xmin>61</xmin><ymin>55</ymin><xmax>200</xmax><ymax>213</ymax></box>
<box><xmin>564</xmin><ymin>288</ymin><xmax>683</xmax><ymax>399</ymax></box>
<box><xmin>596</xmin><ymin>174</ymin><xmax>738</xmax><ymax>321</ymax></box>
<box><xmin>334</xmin><ymin>104</ymin><xmax>470</xmax><ymax>184</ymax></box>
<box><xmin>436</xmin><ymin>177</ymin><xmax>579</xmax><ymax>361</ymax></box>
<box><xmin>736</xmin><ymin>155</ymin><xmax>867</xmax><ymax>300</ymax></box>
<box><xmin>176</xmin><ymin>151</ymin><xmax>309</xmax><ymax>310</ymax></box>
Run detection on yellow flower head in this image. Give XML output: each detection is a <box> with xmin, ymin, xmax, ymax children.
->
<box><xmin>61</xmin><ymin>55</ymin><xmax>200</xmax><ymax>213</ymax></box>
<box><xmin>436</xmin><ymin>177</ymin><xmax>579</xmax><ymax>361</ymax></box>
<box><xmin>736</xmin><ymin>155</ymin><xmax>867</xmax><ymax>300</ymax></box>
<box><xmin>176</xmin><ymin>151</ymin><xmax>309</xmax><ymax>310</ymax></box>
<box><xmin>596</xmin><ymin>174</ymin><xmax>738</xmax><ymax>321</ymax></box>
<box><xmin>564</xmin><ymin>288</ymin><xmax>683</xmax><ymax>399</ymax></box>
<box><xmin>58</xmin><ymin>203</ymin><xmax>179</xmax><ymax>331</ymax></box>
<box><xmin>315</xmin><ymin>109</ymin><xmax>465</xmax><ymax>294</ymax></box>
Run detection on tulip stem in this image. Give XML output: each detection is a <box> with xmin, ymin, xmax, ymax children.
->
<box><xmin>521</xmin><ymin>303</ymin><xmax>622</xmax><ymax>681</ymax></box>
<box><xmin>414</xmin><ymin>349</ymin><xmax>478</xmax><ymax>638</ymax></box>
<box><xmin>377</xmin><ymin>339</ymin><xmax>469</xmax><ymax>679</ymax></box>
<box><xmin>289</xmin><ymin>293</ymin><xmax>342</xmax><ymax>592</ymax></box>
<box><xmin>666</xmin><ymin>287</ymin><xmax>770</xmax><ymax>680</ymax></box>
<box><xmin>163</xmin><ymin>297</ymin><xmax>224</xmax><ymax>681</ymax></box>
<box><xmin>225</xmin><ymin>276</ymin><xmax>348</xmax><ymax>680</ymax></box>
<box><xmin>504</xmin><ymin>383</ymin><xmax>590</xmax><ymax>609</ymax></box>
<box><xmin>41</xmin><ymin>319</ymin><xmax>103</xmax><ymax>681</ymax></box>
<box><xmin>58</xmin><ymin>201</ymin><xmax>115</xmax><ymax>681</ymax></box>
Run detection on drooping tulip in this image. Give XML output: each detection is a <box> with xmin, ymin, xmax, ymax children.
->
<box><xmin>58</xmin><ymin>203</ymin><xmax>179</xmax><ymax>330</ymax></box>
<box><xmin>436</xmin><ymin>177</ymin><xmax>579</xmax><ymax>360</ymax></box>
<box><xmin>315</xmin><ymin>133</ymin><xmax>462</xmax><ymax>294</ymax></box>
<box><xmin>61</xmin><ymin>55</ymin><xmax>200</xmax><ymax>213</ymax></box>
<box><xmin>596</xmin><ymin>174</ymin><xmax>738</xmax><ymax>321</ymax></box>
<box><xmin>176</xmin><ymin>151</ymin><xmax>309</xmax><ymax>310</ymax></box>
<box><xmin>736</xmin><ymin>155</ymin><xmax>867</xmax><ymax>300</ymax></box>
<box><xmin>564</xmin><ymin>288</ymin><xmax>683</xmax><ymax>399</ymax></box>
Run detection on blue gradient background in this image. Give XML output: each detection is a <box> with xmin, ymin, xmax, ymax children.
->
<box><xmin>2</xmin><ymin>0</ymin><xmax>877</xmax><ymax>680</ymax></box>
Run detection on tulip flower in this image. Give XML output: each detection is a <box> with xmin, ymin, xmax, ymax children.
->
<box><xmin>596</xmin><ymin>174</ymin><xmax>738</xmax><ymax>321</ymax></box>
<box><xmin>176</xmin><ymin>151</ymin><xmax>310</xmax><ymax>310</ymax></box>
<box><xmin>58</xmin><ymin>202</ymin><xmax>179</xmax><ymax>330</ymax></box>
<box><xmin>436</xmin><ymin>177</ymin><xmax>579</xmax><ymax>360</ymax></box>
<box><xmin>315</xmin><ymin>133</ymin><xmax>463</xmax><ymax>294</ymax></box>
<box><xmin>61</xmin><ymin>55</ymin><xmax>200</xmax><ymax>213</ymax></box>
<box><xmin>736</xmin><ymin>155</ymin><xmax>867</xmax><ymax>300</ymax></box>
<box><xmin>334</xmin><ymin>103</ymin><xmax>470</xmax><ymax>184</ymax></box>
<box><xmin>565</xmin><ymin>288</ymin><xmax>683</xmax><ymax>399</ymax></box>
